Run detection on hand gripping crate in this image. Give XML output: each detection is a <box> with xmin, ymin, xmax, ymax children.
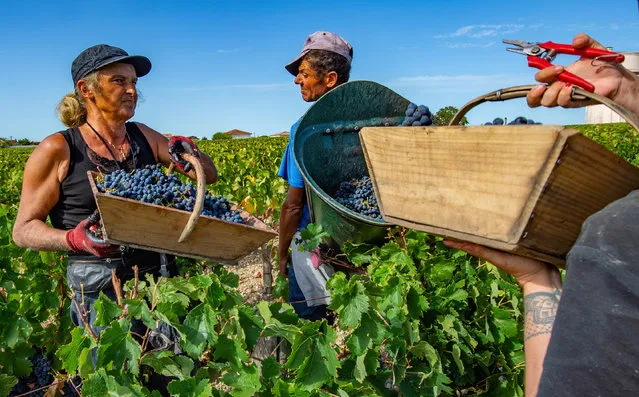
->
<box><xmin>88</xmin><ymin>154</ymin><xmax>277</xmax><ymax>264</ymax></box>
<box><xmin>359</xmin><ymin>85</ymin><xmax>639</xmax><ymax>265</ymax></box>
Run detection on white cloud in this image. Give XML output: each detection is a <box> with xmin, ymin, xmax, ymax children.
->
<box><xmin>435</xmin><ymin>24</ymin><xmax>525</xmax><ymax>39</ymax></box>
<box><xmin>216</xmin><ymin>48</ymin><xmax>240</xmax><ymax>53</ymax></box>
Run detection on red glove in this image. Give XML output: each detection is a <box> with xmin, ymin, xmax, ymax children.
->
<box><xmin>66</xmin><ymin>218</ymin><xmax>118</xmax><ymax>257</ymax></box>
<box><xmin>169</xmin><ymin>136</ymin><xmax>200</xmax><ymax>173</ymax></box>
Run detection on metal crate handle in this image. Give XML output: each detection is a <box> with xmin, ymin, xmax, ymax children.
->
<box><xmin>449</xmin><ymin>84</ymin><xmax>639</xmax><ymax>132</ymax></box>
<box><xmin>166</xmin><ymin>153</ymin><xmax>207</xmax><ymax>243</ymax></box>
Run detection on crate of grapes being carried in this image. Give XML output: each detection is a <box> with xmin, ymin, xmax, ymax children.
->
<box><xmin>291</xmin><ymin>81</ymin><xmax>412</xmax><ymax>248</ymax></box>
<box><xmin>359</xmin><ymin>85</ymin><xmax>639</xmax><ymax>265</ymax></box>
<box><xmin>87</xmin><ymin>154</ymin><xmax>277</xmax><ymax>264</ymax></box>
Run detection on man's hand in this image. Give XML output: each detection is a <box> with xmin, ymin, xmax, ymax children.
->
<box><xmin>169</xmin><ymin>136</ymin><xmax>200</xmax><ymax>173</ymax></box>
<box><xmin>444</xmin><ymin>240</ymin><xmax>560</xmax><ymax>289</ymax></box>
<box><xmin>526</xmin><ymin>33</ymin><xmax>626</xmax><ymax>109</ymax></box>
<box><xmin>66</xmin><ymin>217</ymin><xmax>118</xmax><ymax>257</ymax></box>
<box><xmin>278</xmin><ymin>254</ymin><xmax>290</xmax><ymax>279</ymax></box>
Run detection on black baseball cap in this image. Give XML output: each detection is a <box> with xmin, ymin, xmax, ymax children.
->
<box><xmin>71</xmin><ymin>44</ymin><xmax>152</xmax><ymax>85</ymax></box>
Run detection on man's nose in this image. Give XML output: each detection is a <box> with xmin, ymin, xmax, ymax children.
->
<box><xmin>294</xmin><ymin>75</ymin><xmax>302</xmax><ymax>85</ymax></box>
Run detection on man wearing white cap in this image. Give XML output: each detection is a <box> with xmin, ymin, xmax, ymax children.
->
<box><xmin>277</xmin><ymin>31</ymin><xmax>353</xmax><ymax>320</ymax></box>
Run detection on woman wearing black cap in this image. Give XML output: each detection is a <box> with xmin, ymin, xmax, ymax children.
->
<box><xmin>12</xmin><ymin>44</ymin><xmax>218</xmax><ymax>337</ymax></box>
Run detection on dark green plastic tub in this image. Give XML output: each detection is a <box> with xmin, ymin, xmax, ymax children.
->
<box><xmin>292</xmin><ymin>80</ymin><xmax>409</xmax><ymax>247</ymax></box>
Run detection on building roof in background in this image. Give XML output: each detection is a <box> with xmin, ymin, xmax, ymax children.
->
<box><xmin>270</xmin><ymin>131</ymin><xmax>290</xmax><ymax>137</ymax></box>
<box><xmin>225</xmin><ymin>129</ymin><xmax>252</xmax><ymax>136</ymax></box>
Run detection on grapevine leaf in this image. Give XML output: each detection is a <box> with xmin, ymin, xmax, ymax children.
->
<box><xmin>327</xmin><ymin>273</ymin><xmax>369</xmax><ymax>328</ymax></box>
<box><xmin>141</xmin><ymin>351</ymin><xmax>193</xmax><ymax>380</ymax></box>
<box><xmin>353</xmin><ymin>354</ymin><xmax>367</xmax><ymax>383</ymax></box>
<box><xmin>273</xmin><ymin>273</ymin><xmax>289</xmax><ymax>301</ymax></box>
<box><xmin>298</xmin><ymin>223</ymin><xmax>329</xmax><ymax>252</ymax></box>
<box><xmin>167</xmin><ymin>377</ymin><xmax>213</xmax><ymax>397</ymax></box>
<box><xmin>79</xmin><ymin>347</ymin><xmax>95</xmax><ymax>379</ymax></box>
<box><xmin>57</xmin><ymin>327</ymin><xmax>92</xmax><ymax>374</ymax></box>
<box><xmin>82</xmin><ymin>368</ymin><xmax>146</xmax><ymax>396</ymax></box>
<box><xmin>452</xmin><ymin>344</ymin><xmax>465</xmax><ymax>374</ymax></box>
<box><xmin>204</xmin><ymin>279</ymin><xmax>226</xmax><ymax>308</ymax></box>
<box><xmin>446</xmin><ymin>288</ymin><xmax>468</xmax><ymax>303</ymax></box>
<box><xmin>341</xmin><ymin>242</ymin><xmax>376</xmax><ymax>266</ymax></box>
<box><xmin>94</xmin><ymin>292</ymin><xmax>123</xmax><ymax>326</ymax></box>
<box><xmin>0</xmin><ymin>342</ymin><xmax>33</xmax><ymax>377</ymax></box>
<box><xmin>213</xmin><ymin>334</ymin><xmax>248</xmax><ymax>368</ymax></box>
<box><xmin>288</xmin><ymin>322</ymin><xmax>339</xmax><ymax>391</ymax></box>
<box><xmin>4</xmin><ymin>316</ymin><xmax>32</xmax><ymax>348</ymax></box>
<box><xmin>345</xmin><ymin>312</ymin><xmax>385</xmax><ymax>356</ymax></box>
<box><xmin>39</xmin><ymin>250</ymin><xmax>58</xmax><ymax>265</ymax></box>
<box><xmin>0</xmin><ymin>374</ymin><xmax>17</xmax><ymax>396</ymax></box>
<box><xmin>256</xmin><ymin>301</ymin><xmax>301</xmax><ymax>343</ymax></box>
<box><xmin>410</xmin><ymin>341</ymin><xmax>439</xmax><ymax>368</ymax></box>
<box><xmin>222</xmin><ymin>363</ymin><xmax>261</xmax><ymax>397</ymax></box>
<box><xmin>237</xmin><ymin>305</ymin><xmax>264</xmax><ymax>351</ymax></box>
<box><xmin>492</xmin><ymin>307</ymin><xmax>518</xmax><ymax>338</ymax></box>
<box><xmin>180</xmin><ymin>302</ymin><xmax>218</xmax><ymax>358</ymax></box>
<box><xmin>96</xmin><ymin>318</ymin><xmax>142</xmax><ymax>375</ymax></box>
<box><xmin>439</xmin><ymin>315</ymin><xmax>459</xmax><ymax>341</ymax></box>
<box><xmin>261</xmin><ymin>356</ymin><xmax>281</xmax><ymax>381</ymax></box>
<box><xmin>123</xmin><ymin>298</ymin><xmax>156</xmax><ymax>330</ymax></box>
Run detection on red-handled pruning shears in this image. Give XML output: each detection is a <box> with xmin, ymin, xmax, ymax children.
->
<box><xmin>503</xmin><ymin>39</ymin><xmax>625</xmax><ymax>92</ymax></box>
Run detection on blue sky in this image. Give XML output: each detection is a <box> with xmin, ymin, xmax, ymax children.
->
<box><xmin>1</xmin><ymin>0</ymin><xmax>638</xmax><ymax>141</ymax></box>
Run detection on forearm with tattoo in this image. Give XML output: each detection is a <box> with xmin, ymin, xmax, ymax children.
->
<box><xmin>524</xmin><ymin>288</ymin><xmax>562</xmax><ymax>341</ymax></box>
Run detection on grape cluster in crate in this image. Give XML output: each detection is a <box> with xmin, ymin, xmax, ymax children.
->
<box><xmin>96</xmin><ymin>164</ymin><xmax>243</xmax><ymax>224</ymax></box>
<box><xmin>402</xmin><ymin>103</ymin><xmax>433</xmax><ymax>126</ymax></box>
<box><xmin>484</xmin><ymin>116</ymin><xmax>542</xmax><ymax>125</ymax></box>
<box><xmin>333</xmin><ymin>176</ymin><xmax>383</xmax><ymax>220</ymax></box>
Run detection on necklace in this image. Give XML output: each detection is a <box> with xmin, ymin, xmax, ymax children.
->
<box><xmin>86</xmin><ymin>121</ymin><xmax>129</xmax><ymax>163</ymax></box>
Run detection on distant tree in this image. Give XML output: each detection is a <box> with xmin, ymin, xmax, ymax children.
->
<box><xmin>200</xmin><ymin>137</ymin><xmax>208</xmax><ymax>141</ymax></box>
<box><xmin>432</xmin><ymin>106</ymin><xmax>468</xmax><ymax>126</ymax></box>
<box><xmin>213</xmin><ymin>132</ymin><xmax>231</xmax><ymax>140</ymax></box>
<box><xmin>18</xmin><ymin>138</ymin><xmax>31</xmax><ymax>145</ymax></box>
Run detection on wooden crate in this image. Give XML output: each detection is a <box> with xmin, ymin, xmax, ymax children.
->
<box><xmin>88</xmin><ymin>172</ymin><xmax>277</xmax><ymax>264</ymax></box>
<box><xmin>360</xmin><ymin>125</ymin><xmax>639</xmax><ymax>265</ymax></box>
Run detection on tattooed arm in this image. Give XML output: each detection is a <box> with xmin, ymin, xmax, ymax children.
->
<box><xmin>521</xmin><ymin>274</ymin><xmax>562</xmax><ymax>397</ymax></box>
<box><xmin>444</xmin><ymin>240</ymin><xmax>562</xmax><ymax>397</ymax></box>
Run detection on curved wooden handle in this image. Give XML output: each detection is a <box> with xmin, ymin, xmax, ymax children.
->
<box><xmin>178</xmin><ymin>153</ymin><xmax>206</xmax><ymax>243</ymax></box>
<box><xmin>449</xmin><ymin>84</ymin><xmax>639</xmax><ymax>132</ymax></box>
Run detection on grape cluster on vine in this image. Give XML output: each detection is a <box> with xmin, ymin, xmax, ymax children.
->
<box><xmin>333</xmin><ymin>176</ymin><xmax>382</xmax><ymax>220</ymax></box>
<box><xmin>96</xmin><ymin>164</ymin><xmax>243</xmax><ymax>224</ymax></box>
<box><xmin>402</xmin><ymin>103</ymin><xmax>433</xmax><ymax>126</ymax></box>
<box><xmin>9</xmin><ymin>351</ymin><xmax>54</xmax><ymax>397</ymax></box>
<box><xmin>483</xmin><ymin>116</ymin><xmax>542</xmax><ymax>125</ymax></box>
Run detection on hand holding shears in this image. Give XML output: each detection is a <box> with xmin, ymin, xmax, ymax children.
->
<box><xmin>504</xmin><ymin>38</ymin><xmax>625</xmax><ymax>92</ymax></box>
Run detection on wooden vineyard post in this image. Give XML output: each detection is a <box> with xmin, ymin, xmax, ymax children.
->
<box><xmin>261</xmin><ymin>243</ymin><xmax>273</xmax><ymax>298</ymax></box>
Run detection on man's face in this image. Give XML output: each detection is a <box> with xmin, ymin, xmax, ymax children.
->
<box><xmin>294</xmin><ymin>59</ymin><xmax>332</xmax><ymax>102</ymax></box>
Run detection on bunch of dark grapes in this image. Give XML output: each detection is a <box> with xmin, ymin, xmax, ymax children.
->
<box><xmin>333</xmin><ymin>176</ymin><xmax>383</xmax><ymax>220</ymax></box>
<box><xmin>402</xmin><ymin>103</ymin><xmax>433</xmax><ymax>126</ymax></box>
<box><xmin>483</xmin><ymin>117</ymin><xmax>541</xmax><ymax>125</ymax></box>
<box><xmin>96</xmin><ymin>164</ymin><xmax>243</xmax><ymax>224</ymax></box>
<box><xmin>9</xmin><ymin>351</ymin><xmax>52</xmax><ymax>397</ymax></box>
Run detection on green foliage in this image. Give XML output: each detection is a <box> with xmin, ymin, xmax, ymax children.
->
<box><xmin>571</xmin><ymin>122</ymin><xmax>639</xmax><ymax>166</ymax></box>
<box><xmin>198</xmin><ymin>137</ymin><xmax>288</xmax><ymax>223</ymax></box>
<box><xmin>212</xmin><ymin>132</ymin><xmax>232</xmax><ymax>140</ymax></box>
<box><xmin>1</xmin><ymin>126</ymin><xmax>636</xmax><ymax>396</ymax></box>
<box><xmin>432</xmin><ymin>106</ymin><xmax>469</xmax><ymax>126</ymax></box>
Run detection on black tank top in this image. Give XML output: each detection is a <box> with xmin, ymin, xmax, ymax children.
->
<box><xmin>50</xmin><ymin>122</ymin><xmax>157</xmax><ymax>230</ymax></box>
